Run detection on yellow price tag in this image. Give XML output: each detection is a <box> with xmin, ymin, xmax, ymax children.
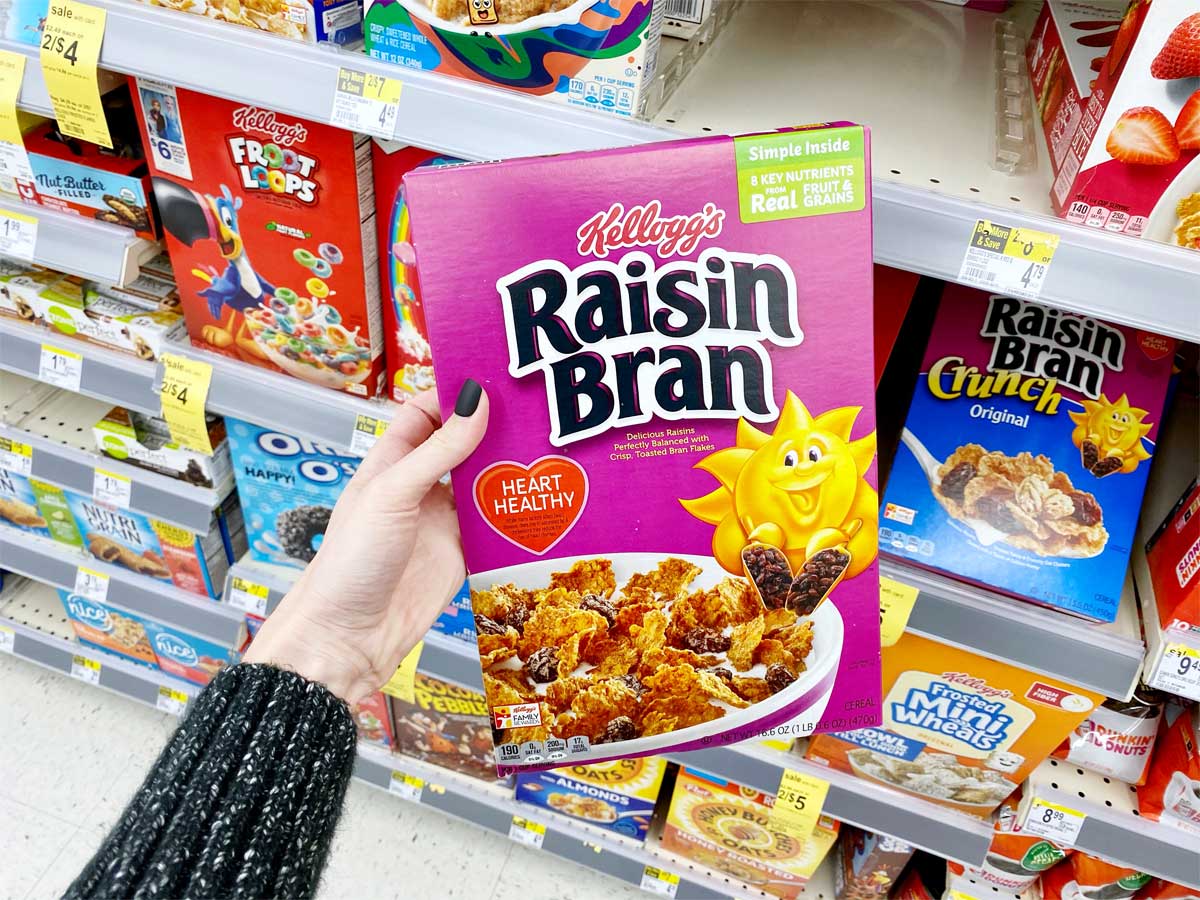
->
<box><xmin>0</xmin><ymin>436</ymin><xmax>33</xmax><ymax>476</ymax></box>
<box><xmin>350</xmin><ymin>413</ymin><xmax>387</xmax><ymax>456</ymax></box>
<box><xmin>380</xmin><ymin>640</ymin><xmax>423</xmax><ymax>704</ymax></box>
<box><xmin>508</xmin><ymin>815</ymin><xmax>546</xmax><ymax>847</ymax></box>
<box><xmin>640</xmin><ymin>866</ymin><xmax>680</xmax><ymax>897</ymax></box>
<box><xmin>879</xmin><ymin>576</ymin><xmax>919</xmax><ymax>647</ymax></box>
<box><xmin>769</xmin><ymin>768</ymin><xmax>830</xmax><ymax>835</ymax></box>
<box><xmin>228</xmin><ymin>576</ymin><xmax>269</xmax><ymax>616</ymax></box>
<box><xmin>39</xmin><ymin>0</ymin><xmax>112</xmax><ymax>149</ymax></box>
<box><xmin>387</xmin><ymin>770</ymin><xmax>424</xmax><ymax>800</ymax></box>
<box><xmin>159</xmin><ymin>353</ymin><xmax>214</xmax><ymax>455</ymax></box>
<box><xmin>156</xmin><ymin>685</ymin><xmax>188</xmax><ymax>715</ymax></box>
<box><xmin>961</xmin><ymin>219</ymin><xmax>1060</xmax><ymax>299</ymax></box>
<box><xmin>0</xmin><ymin>51</ymin><xmax>34</xmax><ymax>185</ymax></box>
<box><xmin>331</xmin><ymin>68</ymin><xmax>401</xmax><ymax>139</ymax></box>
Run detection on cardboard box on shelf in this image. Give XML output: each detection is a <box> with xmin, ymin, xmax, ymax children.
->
<box><xmin>514</xmin><ymin>757</ymin><xmax>667</xmax><ymax>841</ymax></box>
<box><xmin>1137</xmin><ymin>704</ymin><xmax>1200</xmax><ymax>833</ymax></box>
<box><xmin>93</xmin><ymin>407</ymin><xmax>234</xmax><ymax>493</ymax></box>
<box><xmin>141</xmin><ymin>618</ymin><xmax>241</xmax><ymax>686</ymax></box>
<box><xmin>0</xmin><ymin>465</ymin><xmax>51</xmax><ymax>538</ymax></box>
<box><xmin>364</xmin><ymin>0</ymin><xmax>663</xmax><ymax>119</ymax></box>
<box><xmin>387</xmin><ymin>673</ymin><xmax>506</xmax><ymax>783</ymax></box>
<box><xmin>353</xmin><ymin>691</ymin><xmax>396</xmax><ymax>750</ymax></box>
<box><xmin>806</xmin><ymin>631</ymin><xmax>1104</xmax><ymax>817</ymax></box>
<box><xmin>834</xmin><ymin>826</ymin><xmax>916</xmax><ymax>900</ymax></box>
<box><xmin>131</xmin><ymin>82</ymin><xmax>385</xmax><ymax>397</ymax></box>
<box><xmin>661</xmin><ymin>766</ymin><xmax>839</xmax><ymax>899</ymax></box>
<box><xmin>56</xmin><ymin>589</ymin><xmax>160</xmax><ymax>669</ymax></box>
<box><xmin>947</xmin><ymin>789</ymin><xmax>1073</xmax><ymax>892</ymax></box>
<box><xmin>1145</xmin><ymin>479</ymin><xmax>1200</xmax><ymax>631</ymax></box>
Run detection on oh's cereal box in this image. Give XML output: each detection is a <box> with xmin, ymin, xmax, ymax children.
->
<box><xmin>130</xmin><ymin>81</ymin><xmax>385</xmax><ymax>397</ymax></box>
<box><xmin>514</xmin><ymin>757</ymin><xmax>667</xmax><ymax>841</ymax></box>
<box><xmin>807</xmin><ymin>631</ymin><xmax>1103</xmax><ymax>817</ymax></box>
<box><xmin>661</xmin><ymin>766</ymin><xmax>839</xmax><ymax>899</ymax></box>
<box><xmin>407</xmin><ymin>126</ymin><xmax>882</xmax><ymax>770</ymax></box>
<box><xmin>881</xmin><ymin>284</ymin><xmax>1175</xmax><ymax>621</ymax></box>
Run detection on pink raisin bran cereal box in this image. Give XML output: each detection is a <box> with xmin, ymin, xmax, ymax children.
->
<box><xmin>406</xmin><ymin>125</ymin><xmax>882</xmax><ymax>771</ymax></box>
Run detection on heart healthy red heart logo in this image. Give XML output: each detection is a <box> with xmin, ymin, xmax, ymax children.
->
<box><xmin>472</xmin><ymin>456</ymin><xmax>589</xmax><ymax>555</ymax></box>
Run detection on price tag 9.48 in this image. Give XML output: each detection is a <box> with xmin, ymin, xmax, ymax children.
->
<box><xmin>1023</xmin><ymin>797</ymin><xmax>1085</xmax><ymax>846</ymax></box>
<box><xmin>39</xmin><ymin>0</ymin><xmax>112</xmax><ymax>148</ymax></box>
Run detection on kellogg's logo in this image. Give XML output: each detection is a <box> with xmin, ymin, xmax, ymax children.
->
<box><xmin>230</xmin><ymin>106</ymin><xmax>308</xmax><ymax>147</ymax></box>
<box><xmin>576</xmin><ymin>201</ymin><xmax>725</xmax><ymax>259</ymax></box>
<box><xmin>154</xmin><ymin>631</ymin><xmax>198</xmax><ymax>666</ymax></box>
<box><xmin>67</xmin><ymin>595</ymin><xmax>112</xmax><ymax>632</ymax></box>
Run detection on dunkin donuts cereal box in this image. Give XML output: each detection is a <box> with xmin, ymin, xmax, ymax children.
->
<box><xmin>364</xmin><ymin>0</ymin><xmax>663</xmax><ymax>119</ymax></box>
<box><xmin>407</xmin><ymin>126</ymin><xmax>882</xmax><ymax>770</ymax></box>
<box><xmin>514</xmin><ymin>757</ymin><xmax>667</xmax><ymax>841</ymax></box>
<box><xmin>130</xmin><ymin>82</ymin><xmax>385</xmax><ymax>397</ymax></box>
<box><xmin>806</xmin><ymin>631</ymin><xmax>1103</xmax><ymax>817</ymax></box>
<box><xmin>661</xmin><ymin>766</ymin><xmax>839</xmax><ymax>899</ymax></box>
<box><xmin>881</xmin><ymin>284</ymin><xmax>1175</xmax><ymax>621</ymax></box>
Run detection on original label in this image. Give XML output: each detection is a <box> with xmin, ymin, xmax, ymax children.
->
<box><xmin>70</xmin><ymin>653</ymin><xmax>101</xmax><ymax>685</ymax></box>
<box><xmin>879</xmin><ymin>576</ymin><xmax>918</xmax><ymax>647</ymax></box>
<box><xmin>1154</xmin><ymin>643</ymin><xmax>1200</xmax><ymax>701</ymax></box>
<box><xmin>733</xmin><ymin>127</ymin><xmax>866</xmax><ymax>223</ymax></box>
<box><xmin>640</xmin><ymin>866</ymin><xmax>680</xmax><ymax>897</ymax></box>
<box><xmin>0</xmin><ymin>209</ymin><xmax>38</xmax><ymax>261</ymax></box>
<box><xmin>330</xmin><ymin>69</ymin><xmax>401</xmax><ymax>140</ymax></box>
<box><xmin>0</xmin><ymin>51</ymin><xmax>34</xmax><ymax>185</ymax></box>
<box><xmin>1023</xmin><ymin>797</ymin><xmax>1085</xmax><ymax>846</ymax></box>
<box><xmin>349</xmin><ymin>413</ymin><xmax>387</xmax><ymax>457</ymax></box>
<box><xmin>958</xmin><ymin>220</ymin><xmax>1060</xmax><ymax>299</ymax></box>
<box><xmin>38</xmin><ymin>343</ymin><xmax>82</xmax><ymax>391</ymax></box>
<box><xmin>159</xmin><ymin>354</ymin><xmax>214</xmax><ymax>455</ymax></box>
<box><xmin>380</xmin><ymin>640</ymin><xmax>423</xmax><ymax>704</ymax></box>
<box><xmin>156</xmin><ymin>685</ymin><xmax>188</xmax><ymax>716</ymax></box>
<box><xmin>227</xmin><ymin>576</ymin><xmax>269</xmax><ymax>617</ymax></box>
<box><xmin>769</xmin><ymin>767</ymin><xmax>830</xmax><ymax>835</ymax></box>
<box><xmin>39</xmin><ymin>0</ymin><xmax>112</xmax><ymax>148</ymax></box>
<box><xmin>508</xmin><ymin>815</ymin><xmax>546</xmax><ymax>848</ymax></box>
<box><xmin>73</xmin><ymin>566</ymin><xmax>109</xmax><ymax>602</ymax></box>
<box><xmin>0</xmin><ymin>624</ymin><xmax>14</xmax><ymax>654</ymax></box>
<box><xmin>0</xmin><ymin>437</ymin><xmax>33</xmax><ymax>476</ymax></box>
<box><xmin>387</xmin><ymin>770</ymin><xmax>424</xmax><ymax>801</ymax></box>
<box><xmin>92</xmin><ymin>468</ymin><xmax>132</xmax><ymax>508</ymax></box>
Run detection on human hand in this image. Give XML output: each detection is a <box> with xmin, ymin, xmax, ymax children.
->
<box><xmin>242</xmin><ymin>380</ymin><xmax>487</xmax><ymax>704</ymax></box>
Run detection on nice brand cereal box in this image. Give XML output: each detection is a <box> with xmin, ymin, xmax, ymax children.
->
<box><xmin>364</xmin><ymin>0</ymin><xmax>663</xmax><ymax>119</ymax></box>
<box><xmin>806</xmin><ymin>631</ymin><xmax>1103</xmax><ymax>817</ymax></box>
<box><xmin>56</xmin><ymin>589</ymin><xmax>159</xmax><ymax>669</ymax></box>
<box><xmin>881</xmin><ymin>284</ymin><xmax>1175</xmax><ymax>621</ymax></box>
<box><xmin>141</xmin><ymin>619</ymin><xmax>241</xmax><ymax>685</ymax></box>
<box><xmin>407</xmin><ymin>126</ymin><xmax>881</xmax><ymax>770</ymax></box>
<box><xmin>661</xmin><ymin>766</ymin><xmax>839</xmax><ymax>899</ymax></box>
<box><xmin>130</xmin><ymin>81</ymin><xmax>385</xmax><ymax>397</ymax></box>
<box><xmin>514</xmin><ymin>757</ymin><xmax>667</xmax><ymax>841</ymax></box>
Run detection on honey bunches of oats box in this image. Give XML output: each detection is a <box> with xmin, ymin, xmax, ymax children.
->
<box><xmin>514</xmin><ymin>758</ymin><xmax>667</xmax><ymax>841</ymax></box>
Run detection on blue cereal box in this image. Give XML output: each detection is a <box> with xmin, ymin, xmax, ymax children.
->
<box><xmin>140</xmin><ymin>620</ymin><xmax>240</xmax><ymax>686</ymax></box>
<box><xmin>881</xmin><ymin>284</ymin><xmax>1175</xmax><ymax>621</ymax></box>
<box><xmin>514</xmin><ymin>757</ymin><xmax>667</xmax><ymax>841</ymax></box>
<box><xmin>56</xmin><ymin>589</ymin><xmax>160</xmax><ymax>669</ymax></box>
<box><xmin>0</xmin><ymin>464</ymin><xmax>51</xmax><ymax>538</ymax></box>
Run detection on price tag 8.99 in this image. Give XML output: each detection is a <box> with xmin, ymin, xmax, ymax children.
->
<box><xmin>1023</xmin><ymin>797</ymin><xmax>1085</xmax><ymax>846</ymax></box>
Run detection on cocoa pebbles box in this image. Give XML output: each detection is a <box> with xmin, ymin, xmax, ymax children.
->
<box><xmin>406</xmin><ymin>126</ymin><xmax>882</xmax><ymax>771</ymax></box>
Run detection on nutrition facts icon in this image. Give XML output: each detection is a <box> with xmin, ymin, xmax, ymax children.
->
<box><xmin>544</xmin><ymin>738</ymin><xmax>567</xmax><ymax>761</ymax></box>
<box><xmin>520</xmin><ymin>741</ymin><xmax>545</xmax><ymax>763</ymax></box>
<box><xmin>495</xmin><ymin>743</ymin><xmax>521</xmax><ymax>763</ymax></box>
<box><xmin>567</xmin><ymin>736</ymin><xmax>591</xmax><ymax>755</ymax></box>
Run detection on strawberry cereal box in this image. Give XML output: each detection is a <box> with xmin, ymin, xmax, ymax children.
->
<box><xmin>1051</xmin><ymin>0</ymin><xmax>1200</xmax><ymax>248</ymax></box>
<box><xmin>130</xmin><ymin>80</ymin><xmax>385</xmax><ymax>396</ymax></box>
<box><xmin>880</xmin><ymin>283</ymin><xmax>1175</xmax><ymax>621</ymax></box>
<box><xmin>406</xmin><ymin>126</ymin><xmax>882</xmax><ymax>770</ymax></box>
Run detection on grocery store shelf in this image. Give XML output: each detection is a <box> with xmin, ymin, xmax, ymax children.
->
<box><xmin>0</xmin><ymin>576</ymin><xmax>199</xmax><ymax>711</ymax></box>
<box><xmin>1</xmin><ymin>528</ymin><xmax>246</xmax><ymax>647</ymax></box>
<box><xmin>883</xmin><ymin>558</ymin><xmax>1145</xmax><ymax>701</ymax></box>
<box><xmin>0</xmin><ymin>196</ymin><xmax>160</xmax><ymax>288</ymax></box>
<box><xmin>1022</xmin><ymin>758</ymin><xmax>1200</xmax><ymax>889</ymax></box>
<box><xmin>0</xmin><ymin>39</ymin><xmax>127</xmax><ymax>118</ymax></box>
<box><xmin>0</xmin><ymin>316</ymin><xmax>161</xmax><ymax>414</ymax></box>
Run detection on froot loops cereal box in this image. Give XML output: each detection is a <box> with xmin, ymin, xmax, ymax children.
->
<box><xmin>806</xmin><ymin>631</ymin><xmax>1103</xmax><ymax>817</ymax></box>
<box><xmin>514</xmin><ymin>757</ymin><xmax>667</xmax><ymax>841</ymax></box>
<box><xmin>661</xmin><ymin>766</ymin><xmax>839</xmax><ymax>899</ymax></box>
<box><xmin>406</xmin><ymin>125</ymin><xmax>882</xmax><ymax>771</ymax></box>
<box><xmin>880</xmin><ymin>283</ymin><xmax>1175</xmax><ymax>621</ymax></box>
<box><xmin>130</xmin><ymin>81</ymin><xmax>385</xmax><ymax>397</ymax></box>
<box><xmin>364</xmin><ymin>0</ymin><xmax>663</xmax><ymax>119</ymax></box>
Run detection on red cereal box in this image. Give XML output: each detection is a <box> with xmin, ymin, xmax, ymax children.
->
<box><xmin>130</xmin><ymin>79</ymin><xmax>385</xmax><ymax>397</ymax></box>
<box><xmin>1146</xmin><ymin>480</ymin><xmax>1200</xmax><ymax>631</ymax></box>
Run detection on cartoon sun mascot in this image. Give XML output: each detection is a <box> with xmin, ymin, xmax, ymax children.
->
<box><xmin>681</xmin><ymin>392</ymin><xmax>878</xmax><ymax>586</ymax></box>
<box><xmin>1068</xmin><ymin>392</ymin><xmax>1153</xmax><ymax>477</ymax></box>
<box><xmin>152</xmin><ymin>177</ymin><xmax>275</xmax><ymax>361</ymax></box>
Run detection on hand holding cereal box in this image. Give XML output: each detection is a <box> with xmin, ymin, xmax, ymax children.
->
<box><xmin>406</xmin><ymin>126</ymin><xmax>882</xmax><ymax>770</ymax></box>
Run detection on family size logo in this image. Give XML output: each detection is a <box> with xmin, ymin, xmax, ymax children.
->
<box><xmin>499</xmin><ymin>201</ymin><xmax>803</xmax><ymax>446</ymax></box>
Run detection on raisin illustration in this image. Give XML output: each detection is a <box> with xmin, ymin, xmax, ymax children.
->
<box><xmin>579</xmin><ymin>593</ymin><xmax>616</xmax><ymax>628</ymax></box>
<box><xmin>766</xmin><ymin>663</ymin><xmax>797</xmax><ymax>693</ymax></box>
<box><xmin>474</xmin><ymin>614</ymin><xmax>507</xmax><ymax>636</ymax></box>
<box><xmin>940</xmin><ymin>462</ymin><xmax>976</xmax><ymax>501</ymax></box>
<box><xmin>1081</xmin><ymin>440</ymin><xmax>1100</xmax><ymax>472</ymax></box>
<box><xmin>1091</xmin><ymin>455</ymin><xmax>1122</xmax><ymax>478</ymax></box>
<box><xmin>526</xmin><ymin>647</ymin><xmax>560</xmax><ymax>683</ymax></box>
<box><xmin>742</xmin><ymin>543</ymin><xmax>793</xmax><ymax>609</ymax></box>
<box><xmin>597</xmin><ymin>716</ymin><xmax>638</xmax><ymax>743</ymax></box>
<box><xmin>681</xmin><ymin>626</ymin><xmax>731</xmax><ymax>654</ymax></box>
<box><xmin>1070</xmin><ymin>491</ymin><xmax>1103</xmax><ymax>526</ymax></box>
<box><xmin>503</xmin><ymin>603</ymin><xmax>529</xmax><ymax>633</ymax></box>
<box><xmin>614</xmin><ymin>674</ymin><xmax>644</xmax><ymax>695</ymax></box>
<box><xmin>787</xmin><ymin>548</ymin><xmax>850</xmax><ymax>615</ymax></box>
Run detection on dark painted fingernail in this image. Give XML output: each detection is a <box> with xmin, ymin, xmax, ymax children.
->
<box><xmin>454</xmin><ymin>379</ymin><xmax>482</xmax><ymax>417</ymax></box>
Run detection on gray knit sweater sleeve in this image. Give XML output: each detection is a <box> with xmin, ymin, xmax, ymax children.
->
<box><xmin>64</xmin><ymin>663</ymin><xmax>358</xmax><ymax>900</ymax></box>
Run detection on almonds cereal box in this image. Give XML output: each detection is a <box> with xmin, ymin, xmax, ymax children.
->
<box><xmin>406</xmin><ymin>127</ymin><xmax>882</xmax><ymax>770</ymax></box>
<box><xmin>514</xmin><ymin>757</ymin><xmax>667</xmax><ymax>841</ymax></box>
<box><xmin>661</xmin><ymin>766</ymin><xmax>839</xmax><ymax>899</ymax></box>
<box><xmin>806</xmin><ymin>631</ymin><xmax>1103</xmax><ymax>817</ymax></box>
<box><xmin>880</xmin><ymin>283</ymin><xmax>1175</xmax><ymax>621</ymax></box>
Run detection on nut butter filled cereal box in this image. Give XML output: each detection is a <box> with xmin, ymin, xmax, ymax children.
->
<box><xmin>806</xmin><ymin>631</ymin><xmax>1103</xmax><ymax>817</ymax></box>
<box><xmin>130</xmin><ymin>82</ymin><xmax>385</xmax><ymax>397</ymax></box>
<box><xmin>406</xmin><ymin>125</ymin><xmax>882</xmax><ymax>771</ymax></box>
<box><xmin>881</xmin><ymin>283</ymin><xmax>1175</xmax><ymax>621</ymax></box>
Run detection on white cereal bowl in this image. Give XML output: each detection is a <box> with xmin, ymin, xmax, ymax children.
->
<box><xmin>470</xmin><ymin>551</ymin><xmax>845</xmax><ymax>765</ymax></box>
<box><xmin>1144</xmin><ymin>154</ymin><xmax>1200</xmax><ymax>248</ymax></box>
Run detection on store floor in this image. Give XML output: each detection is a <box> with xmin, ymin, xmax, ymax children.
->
<box><xmin>0</xmin><ymin>654</ymin><xmax>648</xmax><ymax>900</ymax></box>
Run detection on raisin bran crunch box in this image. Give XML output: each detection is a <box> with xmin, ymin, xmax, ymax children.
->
<box><xmin>406</xmin><ymin>126</ymin><xmax>882</xmax><ymax>771</ymax></box>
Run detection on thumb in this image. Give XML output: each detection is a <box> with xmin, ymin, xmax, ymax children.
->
<box><xmin>375</xmin><ymin>380</ymin><xmax>488</xmax><ymax>509</ymax></box>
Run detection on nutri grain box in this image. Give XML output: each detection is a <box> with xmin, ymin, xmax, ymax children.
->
<box><xmin>407</xmin><ymin>126</ymin><xmax>881</xmax><ymax>770</ymax></box>
<box><xmin>881</xmin><ymin>284</ymin><xmax>1175</xmax><ymax>621</ymax></box>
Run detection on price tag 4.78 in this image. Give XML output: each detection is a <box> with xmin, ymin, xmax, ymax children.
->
<box><xmin>1023</xmin><ymin>797</ymin><xmax>1085</xmax><ymax>847</ymax></box>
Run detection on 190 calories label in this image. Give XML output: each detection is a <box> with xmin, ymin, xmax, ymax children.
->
<box><xmin>733</xmin><ymin>127</ymin><xmax>867</xmax><ymax>223</ymax></box>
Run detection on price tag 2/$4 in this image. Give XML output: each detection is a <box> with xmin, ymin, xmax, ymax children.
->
<box><xmin>159</xmin><ymin>354</ymin><xmax>214</xmax><ymax>455</ymax></box>
<box><xmin>39</xmin><ymin>0</ymin><xmax>112</xmax><ymax>148</ymax></box>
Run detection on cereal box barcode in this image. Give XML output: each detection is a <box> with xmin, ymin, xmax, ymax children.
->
<box><xmin>493</xmin><ymin>702</ymin><xmax>542</xmax><ymax>730</ymax></box>
<box><xmin>664</xmin><ymin>0</ymin><xmax>701</xmax><ymax>22</ymax></box>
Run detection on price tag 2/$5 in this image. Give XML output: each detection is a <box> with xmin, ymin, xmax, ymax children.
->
<box><xmin>39</xmin><ymin>0</ymin><xmax>112</xmax><ymax>148</ymax></box>
<box><xmin>769</xmin><ymin>768</ymin><xmax>831</xmax><ymax>836</ymax></box>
